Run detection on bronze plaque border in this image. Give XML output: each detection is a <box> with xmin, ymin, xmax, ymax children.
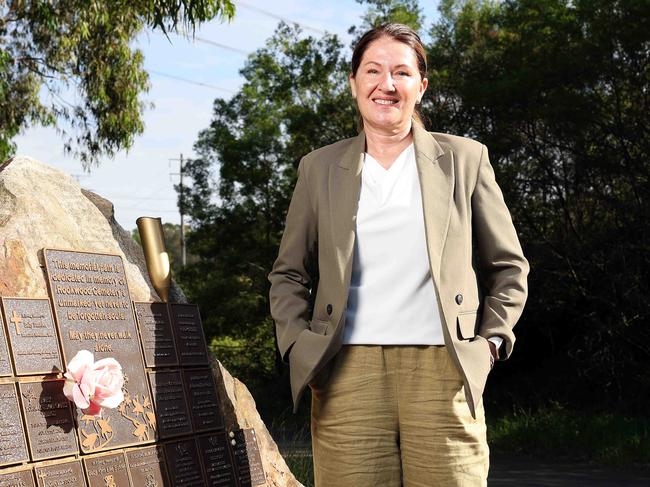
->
<box><xmin>0</xmin><ymin>382</ymin><xmax>30</xmax><ymax>468</ymax></box>
<box><xmin>18</xmin><ymin>377</ymin><xmax>79</xmax><ymax>462</ymax></box>
<box><xmin>1</xmin><ymin>297</ymin><xmax>63</xmax><ymax>376</ymax></box>
<box><xmin>0</xmin><ymin>305</ymin><xmax>14</xmax><ymax>377</ymax></box>
<box><xmin>42</xmin><ymin>248</ymin><xmax>156</xmax><ymax>454</ymax></box>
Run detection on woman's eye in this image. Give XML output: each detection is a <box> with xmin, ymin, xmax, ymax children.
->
<box><xmin>367</xmin><ymin>69</ymin><xmax>378</xmax><ymax>74</ymax></box>
<box><xmin>396</xmin><ymin>71</ymin><xmax>410</xmax><ymax>77</ymax></box>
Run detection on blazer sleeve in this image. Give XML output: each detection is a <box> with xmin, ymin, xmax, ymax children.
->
<box><xmin>268</xmin><ymin>157</ymin><xmax>318</xmax><ymax>364</ymax></box>
<box><xmin>472</xmin><ymin>144</ymin><xmax>530</xmax><ymax>360</ymax></box>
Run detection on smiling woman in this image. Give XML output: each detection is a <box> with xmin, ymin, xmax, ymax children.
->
<box><xmin>269</xmin><ymin>23</ymin><xmax>529</xmax><ymax>487</ymax></box>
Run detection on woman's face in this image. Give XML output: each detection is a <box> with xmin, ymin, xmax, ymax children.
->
<box><xmin>349</xmin><ymin>36</ymin><xmax>428</xmax><ymax>134</ymax></box>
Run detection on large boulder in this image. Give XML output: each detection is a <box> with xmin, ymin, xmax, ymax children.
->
<box><xmin>0</xmin><ymin>155</ymin><xmax>303</xmax><ymax>487</ymax></box>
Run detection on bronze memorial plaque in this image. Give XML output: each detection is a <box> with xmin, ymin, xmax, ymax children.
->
<box><xmin>19</xmin><ymin>380</ymin><xmax>78</xmax><ymax>461</ymax></box>
<box><xmin>83</xmin><ymin>451</ymin><xmax>131</xmax><ymax>487</ymax></box>
<box><xmin>0</xmin><ymin>383</ymin><xmax>29</xmax><ymax>467</ymax></box>
<box><xmin>183</xmin><ymin>369</ymin><xmax>223</xmax><ymax>433</ymax></box>
<box><xmin>133</xmin><ymin>302</ymin><xmax>178</xmax><ymax>368</ymax></box>
<box><xmin>148</xmin><ymin>370</ymin><xmax>193</xmax><ymax>439</ymax></box>
<box><xmin>34</xmin><ymin>459</ymin><xmax>87</xmax><ymax>487</ymax></box>
<box><xmin>125</xmin><ymin>445</ymin><xmax>169</xmax><ymax>487</ymax></box>
<box><xmin>164</xmin><ymin>439</ymin><xmax>205</xmax><ymax>486</ymax></box>
<box><xmin>2</xmin><ymin>298</ymin><xmax>62</xmax><ymax>376</ymax></box>
<box><xmin>0</xmin><ymin>466</ymin><xmax>35</xmax><ymax>487</ymax></box>
<box><xmin>231</xmin><ymin>429</ymin><xmax>265</xmax><ymax>487</ymax></box>
<box><xmin>169</xmin><ymin>304</ymin><xmax>209</xmax><ymax>366</ymax></box>
<box><xmin>197</xmin><ymin>433</ymin><xmax>237</xmax><ymax>487</ymax></box>
<box><xmin>42</xmin><ymin>249</ymin><xmax>156</xmax><ymax>453</ymax></box>
<box><xmin>0</xmin><ymin>311</ymin><xmax>14</xmax><ymax>376</ymax></box>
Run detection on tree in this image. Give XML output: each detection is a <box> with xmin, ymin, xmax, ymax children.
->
<box><xmin>178</xmin><ymin>22</ymin><xmax>355</xmax><ymax>393</ymax></box>
<box><xmin>426</xmin><ymin>0</ymin><xmax>650</xmax><ymax>412</ymax></box>
<box><xmin>0</xmin><ymin>0</ymin><xmax>235</xmax><ymax>166</ymax></box>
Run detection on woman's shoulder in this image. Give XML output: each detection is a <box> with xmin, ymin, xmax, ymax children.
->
<box><xmin>301</xmin><ymin>135</ymin><xmax>359</xmax><ymax>166</ymax></box>
<box><xmin>428</xmin><ymin>131</ymin><xmax>484</xmax><ymax>157</ymax></box>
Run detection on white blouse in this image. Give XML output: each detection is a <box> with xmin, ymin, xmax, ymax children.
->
<box><xmin>343</xmin><ymin>143</ymin><xmax>445</xmax><ymax>345</ymax></box>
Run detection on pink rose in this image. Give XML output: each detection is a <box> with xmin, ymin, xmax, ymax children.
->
<box><xmin>63</xmin><ymin>350</ymin><xmax>124</xmax><ymax>416</ymax></box>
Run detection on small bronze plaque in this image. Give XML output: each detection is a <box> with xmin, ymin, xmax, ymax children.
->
<box><xmin>19</xmin><ymin>380</ymin><xmax>78</xmax><ymax>461</ymax></box>
<box><xmin>183</xmin><ymin>369</ymin><xmax>224</xmax><ymax>433</ymax></box>
<box><xmin>164</xmin><ymin>439</ymin><xmax>205</xmax><ymax>486</ymax></box>
<box><xmin>83</xmin><ymin>451</ymin><xmax>130</xmax><ymax>487</ymax></box>
<box><xmin>1</xmin><ymin>298</ymin><xmax>63</xmax><ymax>376</ymax></box>
<box><xmin>169</xmin><ymin>304</ymin><xmax>209</xmax><ymax>366</ymax></box>
<box><xmin>0</xmin><ymin>466</ymin><xmax>35</xmax><ymax>487</ymax></box>
<box><xmin>231</xmin><ymin>429</ymin><xmax>265</xmax><ymax>487</ymax></box>
<box><xmin>197</xmin><ymin>432</ymin><xmax>237</xmax><ymax>487</ymax></box>
<box><xmin>0</xmin><ymin>310</ymin><xmax>14</xmax><ymax>376</ymax></box>
<box><xmin>34</xmin><ymin>459</ymin><xmax>87</xmax><ymax>487</ymax></box>
<box><xmin>133</xmin><ymin>302</ymin><xmax>178</xmax><ymax>368</ymax></box>
<box><xmin>148</xmin><ymin>370</ymin><xmax>192</xmax><ymax>439</ymax></box>
<box><xmin>125</xmin><ymin>445</ymin><xmax>169</xmax><ymax>487</ymax></box>
<box><xmin>43</xmin><ymin>249</ymin><xmax>155</xmax><ymax>453</ymax></box>
<box><xmin>0</xmin><ymin>383</ymin><xmax>29</xmax><ymax>467</ymax></box>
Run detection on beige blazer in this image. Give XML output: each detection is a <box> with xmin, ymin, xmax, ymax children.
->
<box><xmin>268</xmin><ymin>122</ymin><xmax>529</xmax><ymax>418</ymax></box>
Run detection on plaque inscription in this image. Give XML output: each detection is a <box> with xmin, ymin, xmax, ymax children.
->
<box><xmin>125</xmin><ymin>446</ymin><xmax>170</xmax><ymax>487</ymax></box>
<box><xmin>1</xmin><ymin>298</ymin><xmax>62</xmax><ymax>376</ymax></box>
<box><xmin>83</xmin><ymin>452</ymin><xmax>131</xmax><ymax>487</ymax></box>
<box><xmin>19</xmin><ymin>380</ymin><xmax>78</xmax><ymax>461</ymax></box>
<box><xmin>197</xmin><ymin>433</ymin><xmax>237</xmax><ymax>487</ymax></box>
<box><xmin>134</xmin><ymin>302</ymin><xmax>178</xmax><ymax>368</ymax></box>
<box><xmin>0</xmin><ymin>383</ymin><xmax>29</xmax><ymax>467</ymax></box>
<box><xmin>183</xmin><ymin>369</ymin><xmax>224</xmax><ymax>433</ymax></box>
<box><xmin>43</xmin><ymin>249</ymin><xmax>156</xmax><ymax>453</ymax></box>
<box><xmin>34</xmin><ymin>459</ymin><xmax>87</xmax><ymax>487</ymax></box>
<box><xmin>169</xmin><ymin>304</ymin><xmax>209</xmax><ymax>366</ymax></box>
<box><xmin>0</xmin><ymin>312</ymin><xmax>14</xmax><ymax>376</ymax></box>
<box><xmin>231</xmin><ymin>429</ymin><xmax>265</xmax><ymax>487</ymax></box>
<box><xmin>148</xmin><ymin>370</ymin><xmax>193</xmax><ymax>439</ymax></box>
<box><xmin>164</xmin><ymin>439</ymin><xmax>205</xmax><ymax>486</ymax></box>
<box><xmin>0</xmin><ymin>466</ymin><xmax>35</xmax><ymax>487</ymax></box>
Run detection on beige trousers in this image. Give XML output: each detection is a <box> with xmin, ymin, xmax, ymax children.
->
<box><xmin>310</xmin><ymin>345</ymin><xmax>489</xmax><ymax>487</ymax></box>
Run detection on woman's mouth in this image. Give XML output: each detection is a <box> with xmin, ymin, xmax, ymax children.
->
<box><xmin>373</xmin><ymin>98</ymin><xmax>399</xmax><ymax>105</ymax></box>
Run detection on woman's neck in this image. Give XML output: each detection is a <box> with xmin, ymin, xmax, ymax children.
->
<box><xmin>364</xmin><ymin>123</ymin><xmax>413</xmax><ymax>170</ymax></box>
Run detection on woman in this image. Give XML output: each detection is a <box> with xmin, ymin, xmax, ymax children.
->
<box><xmin>269</xmin><ymin>23</ymin><xmax>529</xmax><ymax>487</ymax></box>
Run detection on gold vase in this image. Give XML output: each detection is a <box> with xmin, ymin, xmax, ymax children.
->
<box><xmin>136</xmin><ymin>217</ymin><xmax>171</xmax><ymax>302</ymax></box>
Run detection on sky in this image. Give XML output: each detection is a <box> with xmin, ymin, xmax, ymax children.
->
<box><xmin>14</xmin><ymin>0</ymin><xmax>439</xmax><ymax>232</ymax></box>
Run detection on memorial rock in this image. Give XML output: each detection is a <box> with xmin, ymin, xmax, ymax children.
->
<box><xmin>0</xmin><ymin>156</ymin><xmax>302</xmax><ymax>486</ymax></box>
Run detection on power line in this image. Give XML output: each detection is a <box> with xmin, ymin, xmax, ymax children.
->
<box><xmin>236</xmin><ymin>0</ymin><xmax>328</xmax><ymax>35</ymax></box>
<box><xmin>148</xmin><ymin>69</ymin><xmax>235</xmax><ymax>93</ymax></box>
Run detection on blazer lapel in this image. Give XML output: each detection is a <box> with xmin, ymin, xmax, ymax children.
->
<box><xmin>329</xmin><ymin>130</ymin><xmax>365</xmax><ymax>294</ymax></box>
<box><xmin>412</xmin><ymin>123</ymin><xmax>453</xmax><ymax>285</ymax></box>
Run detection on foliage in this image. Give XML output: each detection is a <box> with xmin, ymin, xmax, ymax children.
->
<box><xmin>180</xmin><ymin>0</ymin><xmax>650</xmax><ymax>420</ymax></box>
<box><xmin>177</xmin><ymin>23</ymin><xmax>355</xmax><ymax>384</ymax></box>
<box><xmin>351</xmin><ymin>0</ymin><xmax>424</xmax><ymax>34</ymax></box>
<box><xmin>0</xmin><ymin>0</ymin><xmax>234</xmax><ymax>166</ymax></box>
<box><xmin>489</xmin><ymin>403</ymin><xmax>650</xmax><ymax>465</ymax></box>
<box><xmin>426</xmin><ymin>0</ymin><xmax>650</xmax><ymax>412</ymax></box>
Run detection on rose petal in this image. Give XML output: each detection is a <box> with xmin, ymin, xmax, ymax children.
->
<box><xmin>97</xmin><ymin>390</ymin><xmax>124</xmax><ymax>409</ymax></box>
<box><xmin>84</xmin><ymin>401</ymin><xmax>102</xmax><ymax>416</ymax></box>
<box><xmin>66</xmin><ymin>350</ymin><xmax>94</xmax><ymax>381</ymax></box>
<box><xmin>62</xmin><ymin>379</ymin><xmax>75</xmax><ymax>401</ymax></box>
<box><xmin>93</xmin><ymin>358</ymin><xmax>122</xmax><ymax>371</ymax></box>
<box><xmin>72</xmin><ymin>384</ymin><xmax>90</xmax><ymax>409</ymax></box>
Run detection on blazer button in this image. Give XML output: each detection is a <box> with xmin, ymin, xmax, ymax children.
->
<box><xmin>455</xmin><ymin>294</ymin><xmax>463</xmax><ymax>305</ymax></box>
<box><xmin>326</xmin><ymin>304</ymin><xmax>333</xmax><ymax>315</ymax></box>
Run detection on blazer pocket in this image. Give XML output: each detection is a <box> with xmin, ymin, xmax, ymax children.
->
<box><xmin>456</xmin><ymin>311</ymin><xmax>478</xmax><ymax>340</ymax></box>
<box><xmin>309</xmin><ymin>319</ymin><xmax>329</xmax><ymax>335</ymax></box>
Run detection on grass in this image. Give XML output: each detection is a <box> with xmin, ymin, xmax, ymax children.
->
<box><xmin>488</xmin><ymin>403</ymin><xmax>650</xmax><ymax>466</ymax></box>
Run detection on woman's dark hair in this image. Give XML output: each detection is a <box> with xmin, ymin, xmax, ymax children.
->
<box><xmin>351</xmin><ymin>23</ymin><xmax>428</xmax><ymax>129</ymax></box>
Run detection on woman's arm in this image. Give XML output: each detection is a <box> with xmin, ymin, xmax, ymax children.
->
<box><xmin>472</xmin><ymin>144</ymin><xmax>530</xmax><ymax>360</ymax></box>
<box><xmin>268</xmin><ymin>157</ymin><xmax>318</xmax><ymax>363</ymax></box>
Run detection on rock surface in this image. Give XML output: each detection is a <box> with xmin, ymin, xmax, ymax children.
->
<box><xmin>0</xmin><ymin>155</ymin><xmax>302</xmax><ymax>487</ymax></box>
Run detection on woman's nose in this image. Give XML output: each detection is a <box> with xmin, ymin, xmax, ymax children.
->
<box><xmin>378</xmin><ymin>72</ymin><xmax>396</xmax><ymax>91</ymax></box>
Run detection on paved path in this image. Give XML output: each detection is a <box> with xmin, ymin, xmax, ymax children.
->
<box><xmin>489</xmin><ymin>454</ymin><xmax>650</xmax><ymax>487</ymax></box>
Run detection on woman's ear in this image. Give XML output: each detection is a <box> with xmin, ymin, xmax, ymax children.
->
<box><xmin>349</xmin><ymin>73</ymin><xmax>357</xmax><ymax>99</ymax></box>
<box><xmin>418</xmin><ymin>77</ymin><xmax>429</xmax><ymax>102</ymax></box>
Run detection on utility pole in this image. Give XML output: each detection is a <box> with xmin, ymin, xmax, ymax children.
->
<box><xmin>170</xmin><ymin>154</ymin><xmax>187</xmax><ymax>268</ymax></box>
